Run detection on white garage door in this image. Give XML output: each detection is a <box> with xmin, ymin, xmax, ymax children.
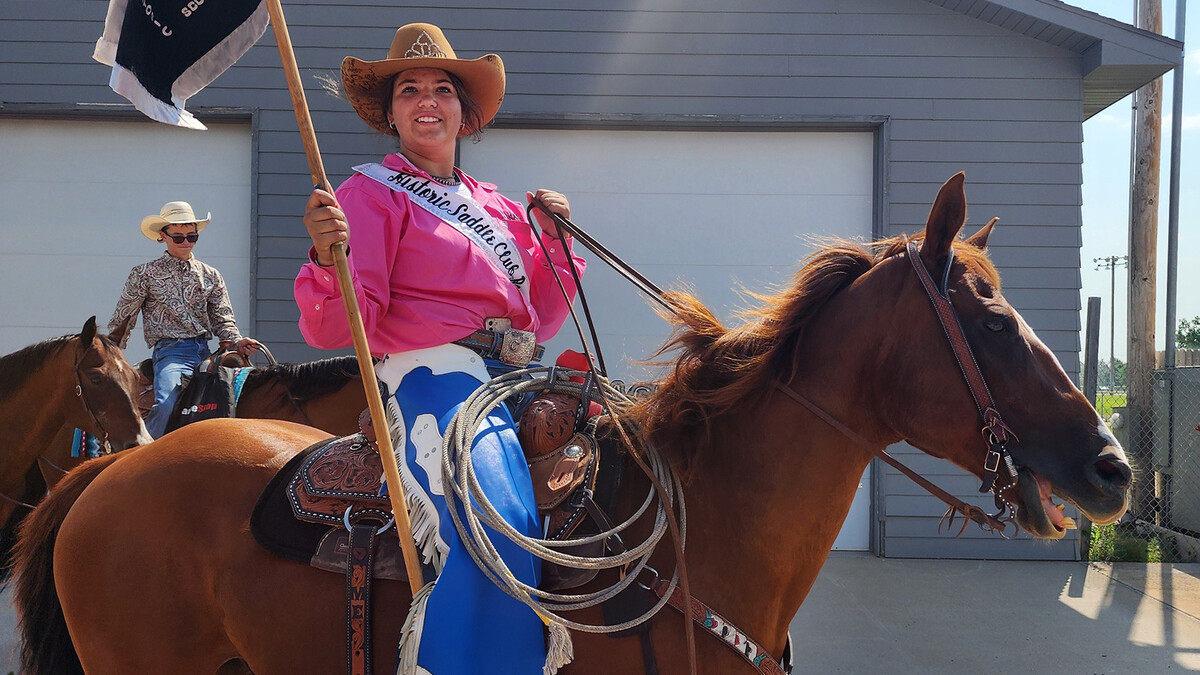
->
<box><xmin>461</xmin><ymin>128</ymin><xmax>875</xmax><ymax>549</ymax></box>
<box><xmin>0</xmin><ymin>118</ymin><xmax>253</xmax><ymax>366</ymax></box>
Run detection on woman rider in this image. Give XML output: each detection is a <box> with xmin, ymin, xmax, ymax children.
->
<box><xmin>295</xmin><ymin>22</ymin><xmax>585</xmax><ymax>674</ymax></box>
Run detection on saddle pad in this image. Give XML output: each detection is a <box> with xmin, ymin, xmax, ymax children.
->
<box><xmin>251</xmin><ymin>440</ymin><xmax>334</xmax><ymax>563</ymax></box>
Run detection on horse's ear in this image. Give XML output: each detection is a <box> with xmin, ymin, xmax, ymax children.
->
<box><xmin>77</xmin><ymin>316</ymin><xmax>99</xmax><ymax>364</ymax></box>
<box><xmin>965</xmin><ymin>217</ymin><xmax>999</xmax><ymax>250</ymax></box>
<box><xmin>80</xmin><ymin>316</ymin><xmax>98</xmax><ymax>344</ymax></box>
<box><xmin>109</xmin><ymin>314</ymin><xmax>133</xmax><ymax>346</ymax></box>
<box><xmin>920</xmin><ymin>172</ymin><xmax>968</xmax><ymax>262</ymax></box>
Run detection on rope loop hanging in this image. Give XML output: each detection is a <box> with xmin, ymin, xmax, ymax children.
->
<box><xmin>439</xmin><ymin>366</ymin><xmax>687</xmax><ymax>634</ymax></box>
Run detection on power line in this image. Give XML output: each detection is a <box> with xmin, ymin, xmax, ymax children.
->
<box><xmin>1095</xmin><ymin>255</ymin><xmax>1129</xmax><ymax>388</ymax></box>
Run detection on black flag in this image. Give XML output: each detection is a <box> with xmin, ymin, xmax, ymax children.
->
<box><xmin>94</xmin><ymin>0</ymin><xmax>269</xmax><ymax>129</ymax></box>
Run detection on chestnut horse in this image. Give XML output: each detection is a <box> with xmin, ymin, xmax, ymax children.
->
<box><xmin>13</xmin><ymin>175</ymin><xmax>1132</xmax><ymax>675</ymax></box>
<box><xmin>0</xmin><ymin>317</ymin><xmax>151</xmax><ymax>553</ymax></box>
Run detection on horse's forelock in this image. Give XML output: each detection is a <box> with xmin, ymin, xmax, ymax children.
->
<box><xmin>95</xmin><ymin>333</ymin><xmax>120</xmax><ymax>350</ymax></box>
<box><xmin>952</xmin><ymin>242</ymin><xmax>1001</xmax><ymax>288</ymax></box>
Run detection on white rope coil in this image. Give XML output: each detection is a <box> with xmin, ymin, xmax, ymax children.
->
<box><xmin>439</xmin><ymin>366</ymin><xmax>686</xmax><ymax>635</ymax></box>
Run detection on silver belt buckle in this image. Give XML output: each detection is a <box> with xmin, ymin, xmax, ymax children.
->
<box><xmin>499</xmin><ymin>328</ymin><xmax>537</xmax><ymax>367</ymax></box>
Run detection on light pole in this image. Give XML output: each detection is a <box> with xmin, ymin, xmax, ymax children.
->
<box><xmin>1094</xmin><ymin>255</ymin><xmax>1129</xmax><ymax>389</ymax></box>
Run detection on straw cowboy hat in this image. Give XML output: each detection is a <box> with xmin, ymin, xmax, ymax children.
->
<box><xmin>340</xmin><ymin>22</ymin><xmax>506</xmax><ymax>137</ymax></box>
<box><xmin>140</xmin><ymin>201</ymin><xmax>211</xmax><ymax>241</ymax></box>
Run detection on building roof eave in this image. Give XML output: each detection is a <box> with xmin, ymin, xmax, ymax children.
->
<box><xmin>923</xmin><ymin>0</ymin><xmax>1183</xmax><ymax>119</ymax></box>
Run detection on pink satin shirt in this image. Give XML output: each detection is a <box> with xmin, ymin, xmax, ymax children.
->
<box><xmin>294</xmin><ymin>153</ymin><xmax>586</xmax><ymax>355</ymax></box>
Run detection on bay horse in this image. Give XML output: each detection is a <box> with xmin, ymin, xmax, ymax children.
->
<box><xmin>35</xmin><ymin>354</ymin><xmax>365</xmax><ymax>487</ymax></box>
<box><xmin>12</xmin><ymin>174</ymin><xmax>1132</xmax><ymax>675</ymax></box>
<box><xmin>0</xmin><ymin>317</ymin><xmax>151</xmax><ymax>555</ymax></box>
<box><xmin>0</xmin><ymin>353</ymin><xmax>363</xmax><ymax>578</ymax></box>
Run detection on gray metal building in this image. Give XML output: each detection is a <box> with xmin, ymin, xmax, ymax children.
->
<box><xmin>0</xmin><ymin>0</ymin><xmax>1182</xmax><ymax>559</ymax></box>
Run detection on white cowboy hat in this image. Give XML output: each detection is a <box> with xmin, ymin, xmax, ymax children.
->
<box><xmin>140</xmin><ymin>201</ymin><xmax>211</xmax><ymax>241</ymax></box>
<box><xmin>340</xmin><ymin>22</ymin><xmax>505</xmax><ymax>138</ymax></box>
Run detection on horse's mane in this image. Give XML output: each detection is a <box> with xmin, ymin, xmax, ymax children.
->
<box><xmin>0</xmin><ymin>332</ymin><xmax>119</xmax><ymax>405</ymax></box>
<box><xmin>629</xmin><ymin>235</ymin><xmax>998</xmax><ymax>465</ymax></box>
<box><xmin>242</xmin><ymin>355</ymin><xmax>360</xmax><ymax>404</ymax></box>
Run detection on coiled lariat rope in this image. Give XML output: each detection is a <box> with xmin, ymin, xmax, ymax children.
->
<box><xmin>440</xmin><ymin>365</ymin><xmax>686</xmax><ymax>668</ymax></box>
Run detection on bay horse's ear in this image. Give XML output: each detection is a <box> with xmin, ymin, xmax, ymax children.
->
<box><xmin>965</xmin><ymin>217</ymin><xmax>999</xmax><ymax>250</ymax></box>
<box><xmin>109</xmin><ymin>314</ymin><xmax>133</xmax><ymax>346</ymax></box>
<box><xmin>77</xmin><ymin>316</ymin><xmax>99</xmax><ymax>363</ymax></box>
<box><xmin>920</xmin><ymin>172</ymin><xmax>968</xmax><ymax>262</ymax></box>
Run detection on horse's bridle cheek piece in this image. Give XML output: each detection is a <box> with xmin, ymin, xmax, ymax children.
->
<box><xmin>776</xmin><ymin>241</ymin><xmax>1022</xmax><ymax>537</ymax></box>
<box><xmin>73</xmin><ymin>347</ymin><xmax>113</xmax><ymax>454</ymax></box>
<box><xmin>904</xmin><ymin>241</ymin><xmax>1021</xmax><ymax>519</ymax></box>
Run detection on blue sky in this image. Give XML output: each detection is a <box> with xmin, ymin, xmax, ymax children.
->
<box><xmin>1073</xmin><ymin>0</ymin><xmax>1196</xmax><ymax>363</ymax></box>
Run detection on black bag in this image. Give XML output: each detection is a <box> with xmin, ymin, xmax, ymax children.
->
<box><xmin>165</xmin><ymin>360</ymin><xmax>240</xmax><ymax>433</ymax></box>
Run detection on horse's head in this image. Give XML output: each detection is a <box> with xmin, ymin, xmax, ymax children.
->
<box><xmin>872</xmin><ymin>173</ymin><xmax>1130</xmax><ymax>538</ymax></box>
<box><xmin>71</xmin><ymin>316</ymin><xmax>153</xmax><ymax>451</ymax></box>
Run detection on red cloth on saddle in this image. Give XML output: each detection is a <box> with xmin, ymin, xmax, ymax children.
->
<box><xmin>556</xmin><ymin>350</ymin><xmax>603</xmax><ymax>418</ymax></box>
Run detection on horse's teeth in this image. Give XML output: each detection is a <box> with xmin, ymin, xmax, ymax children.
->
<box><xmin>1061</xmin><ymin>517</ymin><xmax>1077</xmax><ymax>530</ymax></box>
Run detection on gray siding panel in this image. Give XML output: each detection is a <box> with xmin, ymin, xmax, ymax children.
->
<box><xmin>1</xmin><ymin>0</ymin><xmax>1097</xmax><ymax>560</ymax></box>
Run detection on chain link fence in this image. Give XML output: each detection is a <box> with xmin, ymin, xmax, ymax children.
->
<box><xmin>1087</xmin><ymin>355</ymin><xmax>1200</xmax><ymax>563</ymax></box>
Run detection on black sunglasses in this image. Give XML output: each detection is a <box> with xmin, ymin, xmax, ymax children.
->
<box><xmin>162</xmin><ymin>232</ymin><xmax>199</xmax><ymax>244</ymax></box>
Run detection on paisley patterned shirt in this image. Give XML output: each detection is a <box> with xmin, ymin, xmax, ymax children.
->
<box><xmin>108</xmin><ymin>252</ymin><xmax>243</xmax><ymax>349</ymax></box>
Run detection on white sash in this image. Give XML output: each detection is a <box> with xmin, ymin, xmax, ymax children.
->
<box><xmin>353</xmin><ymin>161</ymin><xmax>530</xmax><ymax>299</ymax></box>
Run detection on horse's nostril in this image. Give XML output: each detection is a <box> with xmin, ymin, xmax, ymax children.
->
<box><xmin>1091</xmin><ymin>456</ymin><xmax>1133</xmax><ymax>493</ymax></box>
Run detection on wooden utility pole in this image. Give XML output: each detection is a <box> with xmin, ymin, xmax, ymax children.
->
<box><xmin>1128</xmin><ymin>0</ymin><xmax>1163</xmax><ymax>521</ymax></box>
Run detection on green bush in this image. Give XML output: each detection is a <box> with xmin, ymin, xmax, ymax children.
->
<box><xmin>1088</xmin><ymin>523</ymin><xmax>1182</xmax><ymax>562</ymax></box>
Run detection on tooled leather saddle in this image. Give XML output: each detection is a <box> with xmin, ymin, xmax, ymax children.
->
<box><xmin>250</xmin><ymin>396</ymin><xmax>617</xmax><ymax>590</ymax></box>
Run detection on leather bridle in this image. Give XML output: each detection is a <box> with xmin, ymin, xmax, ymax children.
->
<box><xmin>0</xmin><ymin>338</ymin><xmax>120</xmax><ymax>512</ymax></box>
<box><xmin>776</xmin><ymin>240</ymin><xmax>1021</xmax><ymax>536</ymax></box>
<box><xmin>528</xmin><ymin>205</ymin><xmax>1026</xmax><ymax>675</ymax></box>
<box><xmin>539</xmin><ymin>204</ymin><xmax>1022</xmax><ymax>536</ymax></box>
<box><xmin>72</xmin><ymin>340</ymin><xmax>115</xmax><ymax>455</ymax></box>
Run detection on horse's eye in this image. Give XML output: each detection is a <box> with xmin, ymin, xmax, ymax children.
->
<box><xmin>984</xmin><ymin>317</ymin><xmax>1008</xmax><ymax>333</ymax></box>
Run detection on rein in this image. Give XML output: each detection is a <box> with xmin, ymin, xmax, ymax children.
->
<box><xmin>522</xmin><ymin>210</ymin><xmax>1028</xmax><ymax>672</ymax></box>
<box><xmin>527</xmin><ymin>201</ymin><xmax>700</xmax><ymax>675</ymax></box>
<box><xmin>531</xmin><ymin>208</ymin><xmax>1022</xmax><ymax>531</ymax></box>
<box><xmin>0</xmin><ymin>456</ymin><xmax>74</xmax><ymax>513</ymax></box>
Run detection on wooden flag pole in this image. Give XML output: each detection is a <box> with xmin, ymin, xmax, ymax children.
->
<box><xmin>264</xmin><ymin>0</ymin><xmax>425</xmax><ymax>595</ymax></box>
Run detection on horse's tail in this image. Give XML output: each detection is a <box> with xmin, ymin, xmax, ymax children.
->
<box><xmin>11</xmin><ymin>453</ymin><xmax>121</xmax><ymax>675</ymax></box>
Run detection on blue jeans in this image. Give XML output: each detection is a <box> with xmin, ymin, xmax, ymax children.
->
<box><xmin>485</xmin><ymin>358</ymin><xmax>536</xmax><ymax>419</ymax></box>
<box><xmin>145</xmin><ymin>336</ymin><xmax>211</xmax><ymax>438</ymax></box>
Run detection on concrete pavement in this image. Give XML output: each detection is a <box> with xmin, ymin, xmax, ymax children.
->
<box><xmin>0</xmin><ymin>553</ymin><xmax>1196</xmax><ymax>673</ymax></box>
<box><xmin>790</xmin><ymin>553</ymin><xmax>1200</xmax><ymax>674</ymax></box>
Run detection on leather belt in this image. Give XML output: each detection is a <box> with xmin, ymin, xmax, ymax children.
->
<box><xmin>453</xmin><ymin>327</ymin><xmax>544</xmax><ymax>367</ymax></box>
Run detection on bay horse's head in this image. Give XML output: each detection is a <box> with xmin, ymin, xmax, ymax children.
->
<box><xmin>70</xmin><ymin>316</ymin><xmax>153</xmax><ymax>451</ymax></box>
<box><xmin>864</xmin><ymin>173</ymin><xmax>1131</xmax><ymax>538</ymax></box>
